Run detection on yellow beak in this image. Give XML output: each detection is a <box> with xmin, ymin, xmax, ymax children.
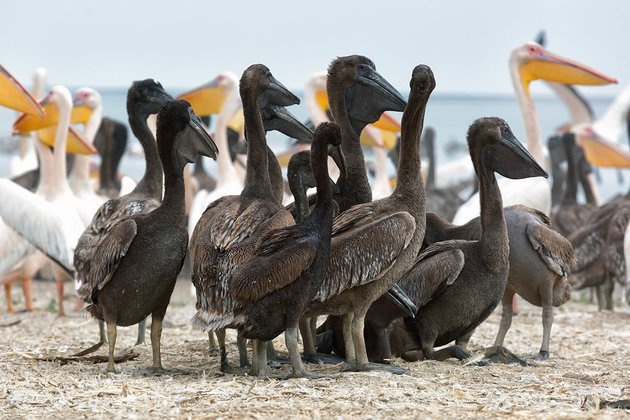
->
<box><xmin>228</xmin><ymin>108</ymin><xmax>245</xmax><ymax>135</ymax></box>
<box><xmin>0</xmin><ymin>65</ymin><xmax>45</xmax><ymax>117</ymax></box>
<box><xmin>177</xmin><ymin>80</ymin><xmax>227</xmax><ymax>116</ymax></box>
<box><xmin>519</xmin><ymin>45</ymin><xmax>617</xmax><ymax>95</ymax></box>
<box><xmin>371</xmin><ymin>112</ymin><xmax>401</xmax><ymax>133</ymax></box>
<box><xmin>37</xmin><ymin>125</ymin><xmax>97</xmax><ymax>155</ymax></box>
<box><xmin>14</xmin><ymin>97</ymin><xmax>93</xmax><ymax>132</ymax></box>
<box><xmin>577</xmin><ymin>131</ymin><xmax>630</xmax><ymax>168</ymax></box>
<box><xmin>360</xmin><ymin>125</ymin><xmax>398</xmax><ymax>150</ymax></box>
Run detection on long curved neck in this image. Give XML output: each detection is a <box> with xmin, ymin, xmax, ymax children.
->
<box><xmin>545</xmin><ymin>82</ymin><xmax>593</xmax><ymax>125</ymax></box>
<box><xmin>71</xmin><ymin>103</ymin><xmax>103</xmax><ymax>185</ymax></box>
<box><xmin>214</xmin><ymin>96</ymin><xmax>241</xmax><ymax>189</ymax></box>
<box><xmin>34</xmin><ymin>138</ymin><xmax>53</xmax><ymax>195</ymax></box>
<box><xmin>393</xmin><ymin>90</ymin><xmax>426</xmax><ymax>201</ymax></box>
<box><xmin>129</xmin><ymin>111</ymin><xmax>163</xmax><ymax>199</ymax></box>
<box><xmin>241</xmin><ymin>94</ymin><xmax>273</xmax><ymax>199</ymax></box>
<box><xmin>425</xmin><ymin>134</ymin><xmax>436</xmax><ymax>189</ymax></box>
<box><xmin>329</xmin><ymin>87</ymin><xmax>371</xmax><ymax>211</ymax></box>
<box><xmin>510</xmin><ymin>60</ymin><xmax>547</xmax><ymax>170</ymax></box>
<box><xmin>48</xmin><ymin>103</ymin><xmax>72</xmax><ymax>199</ymax></box>
<box><xmin>310</xmin><ymin>141</ymin><xmax>332</xmax><ymax>221</ymax></box>
<box><xmin>561</xmin><ymin>141</ymin><xmax>578</xmax><ymax>205</ymax></box>
<box><xmin>474</xmin><ymin>152</ymin><xmax>507</xmax><ymax>271</ymax></box>
<box><xmin>158</xmin><ymin>152</ymin><xmax>186</xmax><ymax>222</ymax></box>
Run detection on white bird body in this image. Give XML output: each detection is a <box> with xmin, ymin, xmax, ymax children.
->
<box><xmin>0</xmin><ymin>86</ymin><xmax>88</xmax><ymax>273</ymax></box>
<box><xmin>370</xmin><ymin>144</ymin><xmax>392</xmax><ymax>200</ymax></box>
<box><xmin>68</xmin><ymin>88</ymin><xmax>105</xmax><ymax>222</ymax></box>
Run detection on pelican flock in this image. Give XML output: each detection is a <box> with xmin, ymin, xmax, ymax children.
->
<box><xmin>1</xmin><ymin>34</ymin><xmax>630</xmax><ymax>386</ymax></box>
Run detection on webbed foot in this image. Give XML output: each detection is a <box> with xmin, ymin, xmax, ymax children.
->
<box><xmin>482</xmin><ymin>346</ymin><xmax>529</xmax><ymax>366</ymax></box>
<box><xmin>303</xmin><ymin>352</ymin><xmax>344</xmax><ymax>365</ymax></box>
<box><xmin>529</xmin><ymin>350</ymin><xmax>549</xmax><ymax>361</ymax></box>
<box><xmin>342</xmin><ymin>361</ymin><xmax>407</xmax><ymax>375</ymax></box>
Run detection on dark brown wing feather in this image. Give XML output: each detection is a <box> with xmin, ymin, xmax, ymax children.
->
<box><xmin>74</xmin><ymin>196</ymin><xmax>159</xmax><ymax>288</ymax></box>
<box><xmin>315</xmin><ymin>211</ymin><xmax>415</xmax><ymax>302</ymax></box>
<box><xmin>606</xmin><ymin>205</ymin><xmax>630</xmax><ymax>284</ymax></box>
<box><xmin>527</xmin><ymin>222</ymin><xmax>576</xmax><ymax>277</ymax></box>
<box><xmin>230</xmin><ymin>229</ymin><xmax>318</xmax><ymax>302</ymax></box>
<box><xmin>79</xmin><ymin>219</ymin><xmax>137</xmax><ymax>303</ymax></box>
<box><xmin>400</xmin><ymin>241</ymin><xmax>466</xmax><ymax>307</ymax></box>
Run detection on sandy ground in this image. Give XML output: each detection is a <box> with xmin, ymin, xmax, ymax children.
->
<box><xmin>0</xmin><ymin>278</ymin><xmax>629</xmax><ymax>419</ymax></box>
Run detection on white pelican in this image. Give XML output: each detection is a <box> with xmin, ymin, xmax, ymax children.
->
<box><xmin>68</xmin><ymin>87</ymin><xmax>105</xmax><ymax>220</ymax></box>
<box><xmin>0</xmin><ymin>86</ymin><xmax>95</xmax><ymax>315</ymax></box>
<box><xmin>0</xmin><ymin>65</ymin><xmax>45</xmax><ymax>311</ymax></box>
<box><xmin>452</xmin><ymin>42</ymin><xmax>617</xmax><ymax>224</ymax></box>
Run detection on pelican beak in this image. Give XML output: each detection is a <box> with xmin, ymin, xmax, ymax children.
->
<box><xmin>72</xmin><ymin>95</ymin><xmax>95</xmax><ymax>125</ymax></box>
<box><xmin>328</xmin><ymin>143</ymin><xmax>347</xmax><ymax>180</ymax></box>
<box><xmin>37</xmin><ymin>125</ymin><xmax>97</xmax><ymax>155</ymax></box>
<box><xmin>346</xmin><ymin>65</ymin><xmax>406</xmax><ymax>136</ymax></box>
<box><xmin>187</xmin><ymin>107</ymin><xmax>218</xmax><ymax>160</ymax></box>
<box><xmin>519</xmin><ymin>43</ymin><xmax>617</xmax><ymax>95</ymax></box>
<box><xmin>262</xmin><ymin>104</ymin><xmax>313</xmax><ymax>142</ymax></box>
<box><xmin>315</xmin><ymin>90</ymin><xmax>329</xmax><ymax>111</ymax></box>
<box><xmin>577</xmin><ymin>128</ymin><xmax>630</xmax><ymax>168</ymax></box>
<box><xmin>360</xmin><ymin>125</ymin><xmax>399</xmax><ymax>150</ymax></box>
<box><xmin>0</xmin><ymin>65</ymin><xmax>45</xmax><ymax>117</ymax></box>
<box><xmin>260</xmin><ymin>73</ymin><xmax>300</xmax><ymax>108</ymax></box>
<box><xmin>228</xmin><ymin>108</ymin><xmax>245</xmax><ymax>135</ymax></box>
<box><xmin>371</xmin><ymin>112</ymin><xmax>401</xmax><ymax>133</ymax></box>
<box><xmin>177</xmin><ymin>76</ymin><xmax>227</xmax><ymax>116</ymax></box>
<box><xmin>13</xmin><ymin>92</ymin><xmax>56</xmax><ymax>132</ymax></box>
<box><xmin>384</xmin><ymin>283</ymin><xmax>418</xmax><ymax>318</ymax></box>
<box><xmin>486</xmin><ymin>127</ymin><xmax>548</xmax><ymax>179</ymax></box>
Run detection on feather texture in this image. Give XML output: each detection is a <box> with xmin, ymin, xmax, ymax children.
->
<box><xmin>315</xmin><ymin>210</ymin><xmax>415</xmax><ymax>302</ymax></box>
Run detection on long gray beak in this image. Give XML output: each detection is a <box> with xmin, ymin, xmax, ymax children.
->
<box><xmin>260</xmin><ymin>73</ymin><xmax>300</xmax><ymax>108</ymax></box>
<box><xmin>346</xmin><ymin>66</ymin><xmax>407</xmax><ymax>136</ymax></box>
<box><xmin>385</xmin><ymin>283</ymin><xmax>418</xmax><ymax>318</ymax></box>
<box><xmin>262</xmin><ymin>104</ymin><xmax>314</xmax><ymax>142</ymax></box>
<box><xmin>188</xmin><ymin>108</ymin><xmax>218</xmax><ymax>160</ymax></box>
<box><xmin>485</xmin><ymin>129</ymin><xmax>548</xmax><ymax>179</ymax></box>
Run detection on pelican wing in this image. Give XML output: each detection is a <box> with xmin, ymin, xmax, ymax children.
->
<box><xmin>606</xmin><ymin>206</ymin><xmax>630</xmax><ymax>285</ymax></box>
<box><xmin>230</xmin><ymin>227</ymin><xmax>318</xmax><ymax>302</ymax></box>
<box><xmin>400</xmin><ymin>242</ymin><xmax>466</xmax><ymax>307</ymax></box>
<box><xmin>80</xmin><ymin>219</ymin><xmax>137</xmax><ymax>303</ymax></box>
<box><xmin>315</xmin><ymin>210</ymin><xmax>415</xmax><ymax>302</ymax></box>
<box><xmin>527</xmin><ymin>222</ymin><xmax>576</xmax><ymax>277</ymax></box>
<box><xmin>0</xmin><ymin>221</ymin><xmax>33</xmax><ymax>274</ymax></box>
<box><xmin>0</xmin><ymin>179</ymin><xmax>75</xmax><ymax>273</ymax></box>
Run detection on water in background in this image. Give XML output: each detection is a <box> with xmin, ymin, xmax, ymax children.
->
<box><xmin>1</xmin><ymin>89</ymin><xmax>628</xmax><ymax>201</ymax></box>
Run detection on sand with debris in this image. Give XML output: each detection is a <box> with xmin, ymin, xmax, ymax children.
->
<box><xmin>1</xmin><ymin>278</ymin><xmax>629</xmax><ymax>419</ymax></box>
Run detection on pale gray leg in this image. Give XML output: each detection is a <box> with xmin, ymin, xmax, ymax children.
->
<box><xmin>136</xmin><ymin>318</ymin><xmax>146</xmax><ymax>345</ymax></box>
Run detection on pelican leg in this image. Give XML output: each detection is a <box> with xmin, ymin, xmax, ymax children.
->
<box><xmin>216</xmin><ymin>329</ymin><xmax>238</xmax><ymax>373</ymax></box>
<box><xmin>4</xmin><ymin>284</ymin><xmax>14</xmax><ymax>313</ymax></box>
<box><xmin>55</xmin><ymin>274</ymin><xmax>65</xmax><ymax>316</ymax></box>
<box><xmin>285</xmin><ymin>327</ymin><xmax>325</xmax><ymax>379</ymax></box>
<box><xmin>533</xmin><ymin>286</ymin><xmax>553</xmax><ymax>361</ymax></box>
<box><xmin>207</xmin><ymin>331</ymin><xmax>217</xmax><ymax>354</ymax></box>
<box><xmin>100</xmin><ymin>320</ymin><xmax>107</xmax><ymax>343</ymax></box>
<box><xmin>150</xmin><ymin>317</ymin><xmax>164</xmax><ymax>372</ymax></box>
<box><xmin>136</xmin><ymin>318</ymin><xmax>146</xmax><ymax>345</ymax></box>
<box><xmin>482</xmin><ymin>345</ymin><xmax>528</xmax><ymax>366</ymax></box>
<box><xmin>106</xmin><ymin>322</ymin><xmax>117</xmax><ymax>373</ymax></box>
<box><xmin>300</xmin><ymin>317</ymin><xmax>316</xmax><ymax>356</ymax></box>
<box><xmin>342</xmin><ymin>312</ymin><xmax>356</xmax><ymax>366</ymax></box>
<box><xmin>257</xmin><ymin>340</ymin><xmax>269</xmax><ymax>378</ymax></box>
<box><xmin>249</xmin><ymin>339</ymin><xmax>259</xmax><ymax>376</ymax></box>
<box><xmin>21</xmin><ymin>277</ymin><xmax>33</xmax><ymax>311</ymax></box>
<box><xmin>493</xmin><ymin>288</ymin><xmax>515</xmax><ymax>348</ymax></box>
<box><xmin>237</xmin><ymin>330</ymin><xmax>249</xmax><ymax>367</ymax></box>
<box><xmin>346</xmin><ymin>312</ymin><xmax>406</xmax><ymax>375</ymax></box>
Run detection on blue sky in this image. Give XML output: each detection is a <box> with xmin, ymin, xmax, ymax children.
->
<box><xmin>1</xmin><ymin>1</ymin><xmax>628</xmax><ymax>95</ymax></box>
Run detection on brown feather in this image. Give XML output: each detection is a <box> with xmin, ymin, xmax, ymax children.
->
<box><xmin>80</xmin><ymin>219</ymin><xmax>138</xmax><ymax>303</ymax></box>
<box><xmin>315</xmin><ymin>211</ymin><xmax>415</xmax><ymax>302</ymax></box>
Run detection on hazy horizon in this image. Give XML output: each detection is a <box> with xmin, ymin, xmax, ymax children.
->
<box><xmin>1</xmin><ymin>1</ymin><xmax>628</xmax><ymax>97</ymax></box>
